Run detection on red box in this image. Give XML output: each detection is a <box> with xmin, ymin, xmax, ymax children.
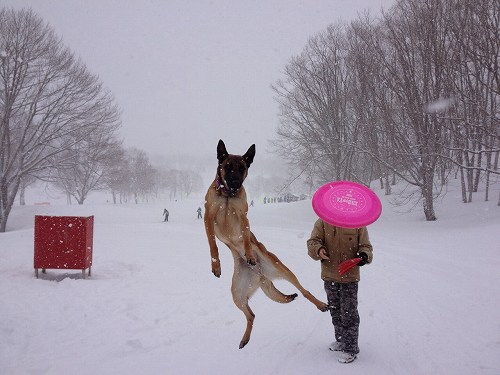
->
<box><xmin>34</xmin><ymin>215</ymin><xmax>94</xmax><ymax>278</ymax></box>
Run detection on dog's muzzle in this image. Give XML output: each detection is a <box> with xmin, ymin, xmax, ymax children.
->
<box><xmin>227</xmin><ymin>179</ymin><xmax>242</xmax><ymax>190</ymax></box>
<box><xmin>216</xmin><ymin>176</ymin><xmax>240</xmax><ymax>197</ymax></box>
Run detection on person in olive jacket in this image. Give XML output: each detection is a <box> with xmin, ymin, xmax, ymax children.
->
<box><xmin>307</xmin><ymin>218</ymin><xmax>373</xmax><ymax>364</ymax></box>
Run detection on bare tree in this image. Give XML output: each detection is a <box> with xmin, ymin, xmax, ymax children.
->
<box><xmin>164</xmin><ymin>169</ymin><xmax>182</xmax><ymax>201</ymax></box>
<box><xmin>18</xmin><ymin>173</ymin><xmax>37</xmax><ymax>205</ymax></box>
<box><xmin>351</xmin><ymin>0</ymin><xmax>499</xmax><ymax>211</ymax></box>
<box><xmin>0</xmin><ymin>8</ymin><xmax>121</xmax><ymax>231</ymax></box>
<box><xmin>272</xmin><ymin>0</ymin><xmax>498</xmax><ymax>220</ymax></box>
<box><xmin>272</xmin><ymin>24</ymin><xmax>368</xmax><ymax>187</ymax></box>
<box><xmin>158</xmin><ymin>168</ymin><xmax>203</xmax><ymax>200</ymax></box>
<box><xmin>126</xmin><ymin>148</ymin><xmax>156</xmax><ymax>203</ymax></box>
<box><xmin>178</xmin><ymin>170</ymin><xmax>203</xmax><ymax>198</ymax></box>
<box><xmin>104</xmin><ymin>146</ymin><xmax>130</xmax><ymax>204</ymax></box>
<box><xmin>373</xmin><ymin>0</ymin><xmax>459</xmax><ymax>220</ymax></box>
<box><xmin>445</xmin><ymin>0</ymin><xmax>500</xmax><ymax>202</ymax></box>
<box><xmin>347</xmin><ymin>15</ymin><xmax>401</xmax><ymax>195</ymax></box>
<box><xmin>52</xmin><ymin>118</ymin><xmax>122</xmax><ymax>204</ymax></box>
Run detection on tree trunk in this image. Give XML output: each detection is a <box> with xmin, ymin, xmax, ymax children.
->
<box><xmin>459</xmin><ymin>166</ymin><xmax>467</xmax><ymax>204</ymax></box>
<box><xmin>0</xmin><ymin>176</ymin><xmax>21</xmax><ymax>233</ymax></box>
<box><xmin>467</xmin><ymin>170</ymin><xmax>473</xmax><ymax>203</ymax></box>
<box><xmin>484</xmin><ymin>151</ymin><xmax>491</xmax><ymax>201</ymax></box>
<box><xmin>19</xmin><ymin>185</ymin><xmax>26</xmax><ymax>206</ymax></box>
<box><xmin>473</xmin><ymin>146</ymin><xmax>482</xmax><ymax>192</ymax></box>
<box><xmin>384</xmin><ymin>174</ymin><xmax>391</xmax><ymax>195</ymax></box>
<box><xmin>422</xmin><ymin>187</ymin><xmax>437</xmax><ymax>221</ymax></box>
<box><xmin>422</xmin><ymin>167</ymin><xmax>437</xmax><ymax>221</ymax></box>
<box><xmin>464</xmin><ymin>152</ymin><xmax>473</xmax><ymax>203</ymax></box>
<box><xmin>0</xmin><ymin>212</ymin><xmax>8</xmax><ymax>233</ymax></box>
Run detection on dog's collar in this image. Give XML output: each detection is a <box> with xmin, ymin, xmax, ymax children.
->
<box><xmin>215</xmin><ymin>175</ymin><xmax>238</xmax><ymax>197</ymax></box>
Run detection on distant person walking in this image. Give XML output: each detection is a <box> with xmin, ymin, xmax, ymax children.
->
<box><xmin>197</xmin><ymin>207</ymin><xmax>202</xmax><ymax>219</ymax></box>
<box><xmin>163</xmin><ymin>209</ymin><xmax>169</xmax><ymax>222</ymax></box>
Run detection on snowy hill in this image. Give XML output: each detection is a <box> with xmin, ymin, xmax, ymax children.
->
<box><xmin>1</xmin><ymin>180</ymin><xmax>499</xmax><ymax>375</ymax></box>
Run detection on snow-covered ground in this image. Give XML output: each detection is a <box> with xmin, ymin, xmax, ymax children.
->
<box><xmin>1</xmin><ymin>180</ymin><xmax>499</xmax><ymax>375</ymax></box>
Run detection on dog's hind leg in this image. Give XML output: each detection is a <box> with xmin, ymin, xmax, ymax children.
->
<box><xmin>279</xmin><ymin>269</ymin><xmax>329</xmax><ymax>312</ymax></box>
<box><xmin>236</xmin><ymin>303</ymin><xmax>254</xmax><ymax>349</ymax></box>
<box><xmin>258</xmin><ymin>245</ymin><xmax>329</xmax><ymax>312</ymax></box>
<box><xmin>260</xmin><ymin>277</ymin><xmax>298</xmax><ymax>304</ymax></box>
<box><xmin>231</xmin><ymin>259</ymin><xmax>261</xmax><ymax>349</ymax></box>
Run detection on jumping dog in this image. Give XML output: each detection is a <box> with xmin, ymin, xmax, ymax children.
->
<box><xmin>204</xmin><ymin>140</ymin><xmax>328</xmax><ymax>349</ymax></box>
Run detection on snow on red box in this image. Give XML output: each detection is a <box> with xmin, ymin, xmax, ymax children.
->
<box><xmin>34</xmin><ymin>215</ymin><xmax>94</xmax><ymax>279</ymax></box>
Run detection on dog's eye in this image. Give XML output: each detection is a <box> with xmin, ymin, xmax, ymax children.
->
<box><xmin>239</xmin><ymin>166</ymin><xmax>245</xmax><ymax>173</ymax></box>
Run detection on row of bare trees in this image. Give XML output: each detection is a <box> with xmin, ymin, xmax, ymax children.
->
<box><xmin>272</xmin><ymin>0</ymin><xmax>499</xmax><ymax>220</ymax></box>
<box><xmin>1</xmin><ymin>8</ymin><xmax>203</xmax><ymax>232</ymax></box>
<box><xmin>0</xmin><ymin>8</ymin><xmax>122</xmax><ymax>232</ymax></box>
<box><xmin>105</xmin><ymin>148</ymin><xmax>203</xmax><ymax>205</ymax></box>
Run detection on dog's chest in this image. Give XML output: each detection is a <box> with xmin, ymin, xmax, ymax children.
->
<box><xmin>212</xmin><ymin>197</ymin><xmax>246</xmax><ymax>241</ymax></box>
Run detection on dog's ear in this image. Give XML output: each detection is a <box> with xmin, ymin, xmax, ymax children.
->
<box><xmin>243</xmin><ymin>144</ymin><xmax>256</xmax><ymax>168</ymax></box>
<box><xmin>217</xmin><ymin>140</ymin><xmax>228</xmax><ymax>164</ymax></box>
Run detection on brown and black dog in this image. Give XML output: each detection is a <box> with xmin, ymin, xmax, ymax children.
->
<box><xmin>204</xmin><ymin>140</ymin><xmax>328</xmax><ymax>349</ymax></box>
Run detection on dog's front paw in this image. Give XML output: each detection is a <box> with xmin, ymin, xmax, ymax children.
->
<box><xmin>318</xmin><ymin>302</ymin><xmax>329</xmax><ymax>312</ymax></box>
<box><xmin>212</xmin><ymin>267</ymin><xmax>221</xmax><ymax>278</ymax></box>
<box><xmin>211</xmin><ymin>258</ymin><xmax>221</xmax><ymax>278</ymax></box>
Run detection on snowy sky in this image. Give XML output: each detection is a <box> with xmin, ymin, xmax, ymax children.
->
<box><xmin>2</xmin><ymin>0</ymin><xmax>395</xmax><ymax>159</ymax></box>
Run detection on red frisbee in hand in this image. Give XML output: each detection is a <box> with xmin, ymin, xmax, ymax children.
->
<box><xmin>312</xmin><ymin>181</ymin><xmax>382</xmax><ymax>228</ymax></box>
<box><xmin>338</xmin><ymin>258</ymin><xmax>362</xmax><ymax>275</ymax></box>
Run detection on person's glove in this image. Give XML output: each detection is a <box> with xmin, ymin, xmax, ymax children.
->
<box><xmin>357</xmin><ymin>252</ymin><xmax>369</xmax><ymax>266</ymax></box>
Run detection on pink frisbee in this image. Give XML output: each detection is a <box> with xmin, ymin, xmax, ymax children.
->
<box><xmin>312</xmin><ymin>181</ymin><xmax>382</xmax><ymax>228</ymax></box>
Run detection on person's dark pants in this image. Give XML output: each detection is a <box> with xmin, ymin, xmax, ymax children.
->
<box><xmin>324</xmin><ymin>281</ymin><xmax>360</xmax><ymax>354</ymax></box>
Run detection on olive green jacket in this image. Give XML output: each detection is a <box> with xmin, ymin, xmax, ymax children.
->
<box><xmin>307</xmin><ymin>219</ymin><xmax>373</xmax><ymax>282</ymax></box>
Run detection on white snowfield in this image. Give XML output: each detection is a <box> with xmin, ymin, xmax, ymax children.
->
<box><xmin>1</xmin><ymin>182</ymin><xmax>499</xmax><ymax>375</ymax></box>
